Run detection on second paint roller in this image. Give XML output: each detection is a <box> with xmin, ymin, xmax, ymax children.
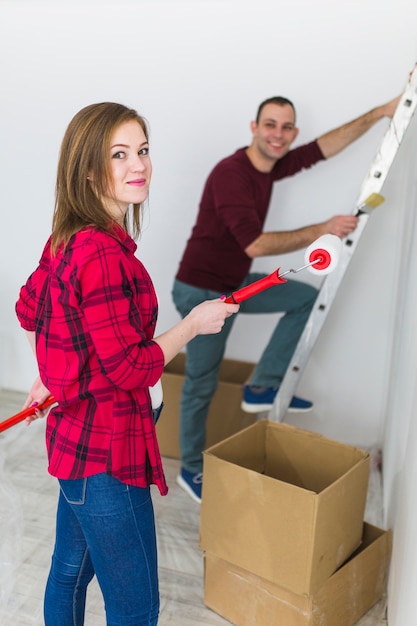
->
<box><xmin>224</xmin><ymin>234</ymin><xmax>342</xmax><ymax>304</ymax></box>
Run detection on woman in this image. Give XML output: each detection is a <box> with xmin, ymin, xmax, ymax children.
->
<box><xmin>15</xmin><ymin>102</ymin><xmax>239</xmax><ymax>626</ymax></box>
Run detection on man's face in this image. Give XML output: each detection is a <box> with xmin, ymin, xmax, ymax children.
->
<box><xmin>250</xmin><ymin>103</ymin><xmax>299</xmax><ymax>163</ymax></box>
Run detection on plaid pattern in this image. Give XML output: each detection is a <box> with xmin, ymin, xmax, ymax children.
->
<box><xmin>16</xmin><ymin>225</ymin><xmax>167</xmax><ymax>495</ymax></box>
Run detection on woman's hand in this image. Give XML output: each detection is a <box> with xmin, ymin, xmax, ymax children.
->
<box><xmin>154</xmin><ymin>297</ymin><xmax>239</xmax><ymax>365</ymax></box>
<box><xmin>22</xmin><ymin>376</ymin><xmax>55</xmax><ymax>425</ymax></box>
<box><xmin>186</xmin><ymin>298</ymin><xmax>240</xmax><ymax>335</ymax></box>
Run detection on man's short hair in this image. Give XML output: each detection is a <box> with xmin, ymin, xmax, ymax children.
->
<box><xmin>256</xmin><ymin>96</ymin><xmax>296</xmax><ymax>123</ymax></box>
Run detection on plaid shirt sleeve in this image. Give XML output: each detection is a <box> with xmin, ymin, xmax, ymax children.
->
<box><xmin>70</xmin><ymin>231</ymin><xmax>165</xmax><ymax>391</ymax></box>
<box><xmin>16</xmin><ymin>237</ymin><xmax>52</xmax><ymax>332</ymax></box>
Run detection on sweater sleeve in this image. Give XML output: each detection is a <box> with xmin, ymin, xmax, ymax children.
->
<box><xmin>271</xmin><ymin>140</ymin><xmax>325</xmax><ymax>180</ymax></box>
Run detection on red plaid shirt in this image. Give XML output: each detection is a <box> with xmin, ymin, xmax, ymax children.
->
<box><xmin>16</xmin><ymin>225</ymin><xmax>168</xmax><ymax>495</ymax></box>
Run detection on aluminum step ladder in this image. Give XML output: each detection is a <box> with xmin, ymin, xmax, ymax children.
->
<box><xmin>269</xmin><ymin>66</ymin><xmax>417</xmax><ymax>422</ymax></box>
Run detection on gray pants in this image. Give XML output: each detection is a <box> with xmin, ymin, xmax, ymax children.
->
<box><xmin>172</xmin><ymin>275</ymin><xmax>318</xmax><ymax>473</ymax></box>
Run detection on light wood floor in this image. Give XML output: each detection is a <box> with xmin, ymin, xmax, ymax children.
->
<box><xmin>0</xmin><ymin>388</ymin><xmax>387</xmax><ymax>625</ymax></box>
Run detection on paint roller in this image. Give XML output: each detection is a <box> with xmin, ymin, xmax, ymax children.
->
<box><xmin>224</xmin><ymin>233</ymin><xmax>342</xmax><ymax>304</ymax></box>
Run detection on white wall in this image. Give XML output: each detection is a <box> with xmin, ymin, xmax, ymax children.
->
<box><xmin>381</xmin><ymin>120</ymin><xmax>417</xmax><ymax>624</ymax></box>
<box><xmin>1</xmin><ymin>1</ymin><xmax>417</xmax><ymax>623</ymax></box>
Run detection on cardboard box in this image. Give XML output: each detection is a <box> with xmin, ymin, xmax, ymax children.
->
<box><xmin>156</xmin><ymin>352</ymin><xmax>256</xmax><ymax>459</ymax></box>
<box><xmin>200</xmin><ymin>420</ymin><xmax>370</xmax><ymax>596</ymax></box>
<box><xmin>204</xmin><ymin>523</ymin><xmax>392</xmax><ymax>626</ymax></box>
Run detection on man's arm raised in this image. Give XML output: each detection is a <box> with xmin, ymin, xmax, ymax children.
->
<box><xmin>316</xmin><ymin>96</ymin><xmax>400</xmax><ymax>159</ymax></box>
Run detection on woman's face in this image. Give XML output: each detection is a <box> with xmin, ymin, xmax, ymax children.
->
<box><xmin>101</xmin><ymin>119</ymin><xmax>152</xmax><ymax>223</ymax></box>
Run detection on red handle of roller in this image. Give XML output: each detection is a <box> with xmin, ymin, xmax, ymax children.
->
<box><xmin>0</xmin><ymin>395</ymin><xmax>57</xmax><ymax>433</ymax></box>
<box><xmin>224</xmin><ymin>268</ymin><xmax>287</xmax><ymax>304</ymax></box>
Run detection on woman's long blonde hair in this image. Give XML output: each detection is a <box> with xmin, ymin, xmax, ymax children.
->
<box><xmin>51</xmin><ymin>102</ymin><xmax>149</xmax><ymax>254</ymax></box>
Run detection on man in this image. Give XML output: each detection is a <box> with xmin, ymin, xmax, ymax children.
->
<box><xmin>172</xmin><ymin>93</ymin><xmax>400</xmax><ymax>503</ymax></box>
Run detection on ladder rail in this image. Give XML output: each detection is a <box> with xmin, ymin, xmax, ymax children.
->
<box><xmin>269</xmin><ymin>67</ymin><xmax>417</xmax><ymax>422</ymax></box>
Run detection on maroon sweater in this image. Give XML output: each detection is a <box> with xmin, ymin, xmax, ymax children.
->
<box><xmin>176</xmin><ymin>141</ymin><xmax>325</xmax><ymax>293</ymax></box>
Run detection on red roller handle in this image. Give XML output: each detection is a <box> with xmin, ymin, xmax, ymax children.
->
<box><xmin>224</xmin><ymin>269</ymin><xmax>287</xmax><ymax>304</ymax></box>
<box><xmin>0</xmin><ymin>395</ymin><xmax>57</xmax><ymax>433</ymax></box>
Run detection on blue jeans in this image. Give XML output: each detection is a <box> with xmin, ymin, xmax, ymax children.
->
<box><xmin>44</xmin><ymin>473</ymin><xmax>159</xmax><ymax>625</ymax></box>
<box><xmin>172</xmin><ymin>276</ymin><xmax>318</xmax><ymax>473</ymax></box>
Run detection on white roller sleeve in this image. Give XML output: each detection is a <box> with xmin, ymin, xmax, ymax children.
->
<box><xmin>149</xmin><ymin>379</ymin><xmax>163</xmax><ymax>409</ymax></box>
<box><xmin>304</xmin><ymin>234</ymin><xmax>342</xmax><ymax>275</ymax></box>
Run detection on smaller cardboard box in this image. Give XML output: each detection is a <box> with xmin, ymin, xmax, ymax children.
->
<box><xmin>204</xmin><ymin>523</ymin><xmax>392</xmax><ymax>626</ymax></box>
<box><xmin>156</xmin><ymin>352</ymin><xmax>256</xmax><ymax>459</ymax></box>
<box><xmin>200</xmin><ymin>420</ymin><xmax>370</xmax><ymax>596</ymax></box>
